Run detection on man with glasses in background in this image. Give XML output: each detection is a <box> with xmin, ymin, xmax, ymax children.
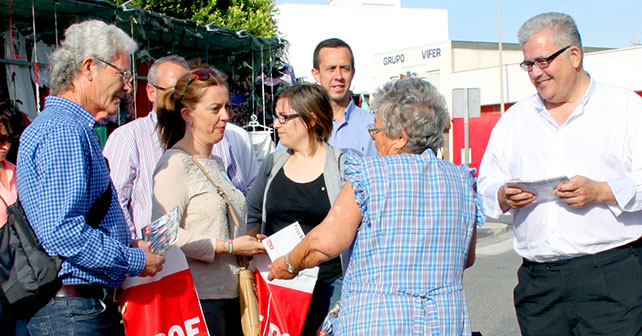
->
<box><xmin>478</xmin><ymin>12</ymin><xmax>642</xmax><ymax>335</ymax></box>
<box><xmin>17</xmin><ymin>20</ymin><xmax>165</xmax><ymax>335</ymax></box>
<box><xmin>104</xmin><ymin>56</ymin><xmax>258</xmax><ymax>240</ymax></box>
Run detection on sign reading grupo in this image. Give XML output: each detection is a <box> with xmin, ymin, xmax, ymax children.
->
<box><xmin>383</xmin><ymin>54</ymin><xmax>405</xmax><ymax>65</ymax></box>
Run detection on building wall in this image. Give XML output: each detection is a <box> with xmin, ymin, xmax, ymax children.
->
<box><xmin>452</xmin><ymin>48</ymin><xmax>523</xmax><ymax>72</ymax></box>
<box><xmin>275</xmin><ymin>2</ymin><xmax>449</xmax><ymax>93</ymax></box>
<box><xmin>373</xmin><ymin>41</ymin><xmax>451</xmax><ymax>92</ymax></box>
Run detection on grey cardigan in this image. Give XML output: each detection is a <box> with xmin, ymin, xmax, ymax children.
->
<box><xmin>246</xmin><ymin>142</ymin><xmax>345</xmax><ymax>234</ymax></box>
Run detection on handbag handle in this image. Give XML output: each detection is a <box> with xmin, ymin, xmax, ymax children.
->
<box><xmin>174</xmin><ymin>147</ymin><xmax>241</xmax><ymax>229</ymax></box>
<box><xmin>173</xmin><ymin>147</ymin><xmax>248</xmax><ymax>267</ymax></box>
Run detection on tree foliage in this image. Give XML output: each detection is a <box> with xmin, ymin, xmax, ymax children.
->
<box><xmin>110</xmin><ymin>0</ymin><xmax>278</xmax><ymax>38</ymax></box>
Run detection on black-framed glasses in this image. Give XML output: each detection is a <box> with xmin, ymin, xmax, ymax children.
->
<box><xmin>94</xmin><ymin>57</ymin><xmax>133</xmax><ymax>83</ymax></box>
<box><xmin>519</xmin><ymin>45</ymin><xmax>571</xmax><ymax>72</ymax></box>
<box><xmin>272</xmin><ymin>113</ymin><xmax>301</xmax><ymax>124</ymax></box>
<box><xmin>367</xmin><ymin>123</ymin><xmax>383</xmax><ymax>139</ymax></box>
<box><xmin>178</xmin><ymin>69</ymin><xmax>223</xmax><ymax>99</ymax></box>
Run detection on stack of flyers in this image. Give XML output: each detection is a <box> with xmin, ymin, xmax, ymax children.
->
<box><xmin>141</xmin><ymin>206</ymin><xmax>180</xmax><ymax>255</ymax></box>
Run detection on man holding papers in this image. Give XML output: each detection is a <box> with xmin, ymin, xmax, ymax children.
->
<box><xmin>478</xmin><ymin>12</ymin><xmax>642</xmax><ymax>335</ymax></box>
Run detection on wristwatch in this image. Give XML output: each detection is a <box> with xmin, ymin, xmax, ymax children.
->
<box><xmin>285</xmin><ymin>253</ymin><xmax>299</xmax><ymax>275</ymax></box>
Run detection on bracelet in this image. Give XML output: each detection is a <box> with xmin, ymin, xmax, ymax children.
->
<box><xmin>285</xmin><ymin>253</ymin><xmax>299</xmax><ymax>275</ymax></box>
<box><xmin>228</xmin><ymin>240</ymin><xmax>234</xmax><ymax>254</ymax></box>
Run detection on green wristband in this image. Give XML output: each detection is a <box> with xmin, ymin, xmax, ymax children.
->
<box><xmin>228</xmin><ymin>240</ymin><xmax>233</xmax><ymax>254</ymax></box>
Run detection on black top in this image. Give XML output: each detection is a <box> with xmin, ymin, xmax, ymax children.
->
<box><xmin>265</xmin><ymin>168</ymin><xmax>342</xmax><ymax>284</ymax></box>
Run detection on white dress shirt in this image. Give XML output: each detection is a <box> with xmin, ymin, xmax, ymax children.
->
<box><xmin>103</xmin><ymin>111</ymin><xmax>258</xmax><ymax>239</ymax></box>
<box><xmin>478</xmin><ymin>78</ymin><xmax>642</xmax><ymax>262</ymax></box>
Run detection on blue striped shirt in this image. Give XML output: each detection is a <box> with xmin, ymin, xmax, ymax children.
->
<box><xmin>338</xmin><ymin>150</ymin><xmax>484</xmax><ymax>335</ymax></box>
<box><xmin>16</xmin><ymin>96</ymin><xmax>146</xmax><ymax>288</ymax></box>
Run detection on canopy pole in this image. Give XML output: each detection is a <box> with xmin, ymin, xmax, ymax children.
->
<box><xmin>31</xmin><ymin>0</ymin><xmax>41</xmax><ymax>114</ymax></box>
<box><xmin>261</xmin><ymin>47</ymin><xmax>265</xmax><ymax>126</ymax></box>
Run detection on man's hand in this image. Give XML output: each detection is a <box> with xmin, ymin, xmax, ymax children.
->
<box><xmin>498</xmin><ymin>183</ymin><xmax>536</xmax><ymax>212</ymax></box>
<box><xmin>267</xmin><ymin>255</ymin><xmax>297</xmax><ymax>281</ymax></box>
<box><xmin>554</xmin><ymin>175</ymin><xmax>615</xmax><ymax>208</ymax></box>
<box><xmin>133</xmin><ymin>240</ymin><xmax>166</xmax><ymax>277</ymax></box>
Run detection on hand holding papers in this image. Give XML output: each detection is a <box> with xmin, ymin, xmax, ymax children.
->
<box><xmin>506</xmin><ymin>176</ymin><xmax>569</xmax><ymax>202</ymax></box>
<box><xmin>141</xmin><ymin>206</ymin><xmax>180</xmax><ymax>255</ymax></box>
<box><xmin>262</xmin><ymin>222</ymin><xmax>306</xmax><ymax>261</ymax></box>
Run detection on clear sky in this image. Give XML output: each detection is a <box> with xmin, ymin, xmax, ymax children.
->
<box><xmin>274</xmin><ymin>0</ymin><xmax>642</xmax><ymax>49</ymax></box>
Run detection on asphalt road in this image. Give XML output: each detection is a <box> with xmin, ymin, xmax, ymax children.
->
<box><xmin>464</xmin><ymin>229</ymin><xmax>522</xmax><ymax>336</ymax></box>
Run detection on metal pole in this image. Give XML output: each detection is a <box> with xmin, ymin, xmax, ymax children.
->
<box><xmin>496</xmin><ymin>0</ymin><xmax>505</xmax><ymax>115</ymax></box>
<box><xmin>464</xmin><ymin>89</ymin><xmax>470</xmax><ymax>165</ymax></box>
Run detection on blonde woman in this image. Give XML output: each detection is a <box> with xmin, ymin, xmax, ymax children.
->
<box><xmin>152</xmin><ymin>68</ymin><xmax>265</xmax><ymax>335</ymax></box>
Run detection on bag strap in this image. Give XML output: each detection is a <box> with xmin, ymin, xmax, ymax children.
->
<box><xmin>173</xmin><ymin>147</ymin><xmax>247</xmax><ymax>267</ymax></box>
<box><xmin>85</xmin><ymin>182</ymin><xmax>112</xmax><ymax>229</ymax></box>
<box><xmin>0</xmin><ymin>183</ymin><xmax>110</xmax><ymax>230</ymax></box>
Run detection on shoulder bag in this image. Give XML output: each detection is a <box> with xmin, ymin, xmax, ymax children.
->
<box><xmin>183</xmin><ymin>150</ymin><xmax>260</xmax><ymax>336</ymax></box>
<box><xmin>0</xmin><ymin>183</ymin><xmax>112</xmax><ymax>320</ymax></box>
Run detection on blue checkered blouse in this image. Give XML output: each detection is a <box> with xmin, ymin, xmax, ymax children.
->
<box><xmin>16</xmin><ymin>96</ymin><xmax>145</xmax><ymax>288</ymax></box>
<box><xmin>337</xmin><ymin>150</ymin><xmax>484</xmax><ymax>335</ymax></box>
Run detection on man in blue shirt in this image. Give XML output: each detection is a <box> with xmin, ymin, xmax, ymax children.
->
<box><xmin>311</xmin><ymin>38</ymin><xmax>377</xmax><ymax>156</ymax></box>
<box><xmin>17</xmin><ymin>20</ymin><xmax>164</xmax><ymax>335</ymax></box>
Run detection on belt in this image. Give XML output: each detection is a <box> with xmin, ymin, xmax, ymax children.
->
<box><xmin>55</xmin><ymin>284</ymin><xmax>121</xmax><ymax>302</ymax></box>
<box><xmin>523</xmin><ymin>236</ymin><xmax>642</xmax><ymax>271</ymax></box>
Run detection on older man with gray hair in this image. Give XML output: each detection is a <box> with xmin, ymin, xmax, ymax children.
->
<box><xmin>478</xmin><ymin>12</ymin><xmax>642</xmax><ymax>335</ymax></box>
<box><xmin>16</xmin><ymin>20</ymin><xmax>164</xmax><ymax>335</ymax></box>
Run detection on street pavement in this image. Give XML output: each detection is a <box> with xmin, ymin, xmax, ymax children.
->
<box><xmin>464</xmin><ymin>218</ymin><xmax>522</xmax><ymax>336</ymax></box>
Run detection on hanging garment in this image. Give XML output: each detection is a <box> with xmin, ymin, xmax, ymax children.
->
<box><xmin>3</xmin><ymin>30</ymin><xmax>37</xmax><ymax>120</ymax></box>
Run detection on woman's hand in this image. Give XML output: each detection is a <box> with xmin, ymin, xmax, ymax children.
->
<box><xmin>232</xmin><ymin>235</ymin><xmax>266</xmax><ymax>256</ymax></box>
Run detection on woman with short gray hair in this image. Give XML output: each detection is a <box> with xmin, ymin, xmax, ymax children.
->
<box><xmin>268</xmin><ymin>78</ymin><xmax>483</xmax><ymax>335</ymax></box>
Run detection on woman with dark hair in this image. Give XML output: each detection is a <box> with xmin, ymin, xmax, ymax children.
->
<box><xmin>0</xmin><ymin>100</ymin><xmax>28</xmax><ymax>335</ymax></box>
<box><xmin>151</xmin><ymin>68</ymin><xmax>265</xmax><ymax>335</ymax></box>
<box><xmin>246</xmin><ymin>82</ymin><xmax>345</xmax><ymax>334</ymax></box>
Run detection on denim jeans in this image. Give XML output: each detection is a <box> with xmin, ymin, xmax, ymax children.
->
<box><xmin>27</xmin><ymin>297</ymin><xmax>124</xmax><ymax>336</ymax></box>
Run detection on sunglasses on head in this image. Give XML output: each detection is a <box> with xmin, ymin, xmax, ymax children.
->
<box><xmin>177</xmin><ymin>69</ymin><xmax>224</xmax><ymax>99</ymax></box>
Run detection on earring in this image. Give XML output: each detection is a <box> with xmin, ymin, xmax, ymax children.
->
<box><xmin>189</xmin><ymin>121</ymin><xmax>193</xmax><ymax>127</ymax></box>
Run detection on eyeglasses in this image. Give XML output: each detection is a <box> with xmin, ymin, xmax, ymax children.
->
<box><xmin>272</xmin><ymin>113</ymin><xmax>301</xmax><ymax>124</ymax></box>
<box><xmin>151</xmin><ymin>84</ymin><xmax>169</xmax><ymax>91</ymax></box>
<box><xmin>367</xmin><ymin>123</ymin><xmax>383</xmax><ymax>139</ymax></box>
<box><xmin>94</xmin><ymin>57</ymin><xmax>133</xmax><ymax>83</ymax></box>
<box><xmin>519</xmin><ymin>45</ymin><xmax>571</xmax><ymax>72</ymax></box>
<box><xmin>178</xmin><ymin>69</ymin><xmax>223</xmax><ymax>100</ymax></box>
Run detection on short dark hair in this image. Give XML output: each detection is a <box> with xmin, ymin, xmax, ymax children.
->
<box><xmin>275</xmin><ymin>83</ymin><xmax>333</xmax><ymax>146</ymax></box>
<box><xmin>312</xmin><ymin>38</ymin><xmax>354</xmax><ymax>70</ymax></box>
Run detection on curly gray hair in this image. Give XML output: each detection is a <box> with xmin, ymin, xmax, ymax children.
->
<box><xmin>518</xmin><ymin>12</ymin><xmax>582</xmax><ymax>51</ymax></box>
<box><xmin>49</xmin><ymin>20</ymin><xmax>137</xmax><ymax>95</ymax></box>
<box><xmin>372</xmin><ymin>78</ymin><xmax>449</xmax><ymax>155</ymax></box>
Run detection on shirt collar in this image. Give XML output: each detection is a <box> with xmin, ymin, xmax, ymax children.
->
<box><xmin>149</xmin><ymin>109</ymin><xmax>158</xmax><ymax>123</ymax></box>
<box><xmin>534</xmin><ymin>73</ymin><xmax>595</xmax><ymax>122</ymax></box>
<box><xmin>342</xmin><ymin>100</ymin><xmax>357</xmax><ymax>122</ymax></box>
<box><xmin>45</xmin><ymin>96</ymin><xmax>96</xmax><ymax>128</ymax></box>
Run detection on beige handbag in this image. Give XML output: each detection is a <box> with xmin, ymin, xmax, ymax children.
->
<box><xmin>185</xmin><ymin>151</ymin><xmax>260</xmax><ymax>336</ymax></box>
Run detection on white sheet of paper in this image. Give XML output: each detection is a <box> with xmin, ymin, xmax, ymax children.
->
<box><xmin>262</xmin><ymin>221</ymin><xmax>306</xmax><ymax>262</ymax></box>
<box><xmin>505</xmin><ymin>176</ymin><xmax>569</xmax><ymax>202</ymax></box>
